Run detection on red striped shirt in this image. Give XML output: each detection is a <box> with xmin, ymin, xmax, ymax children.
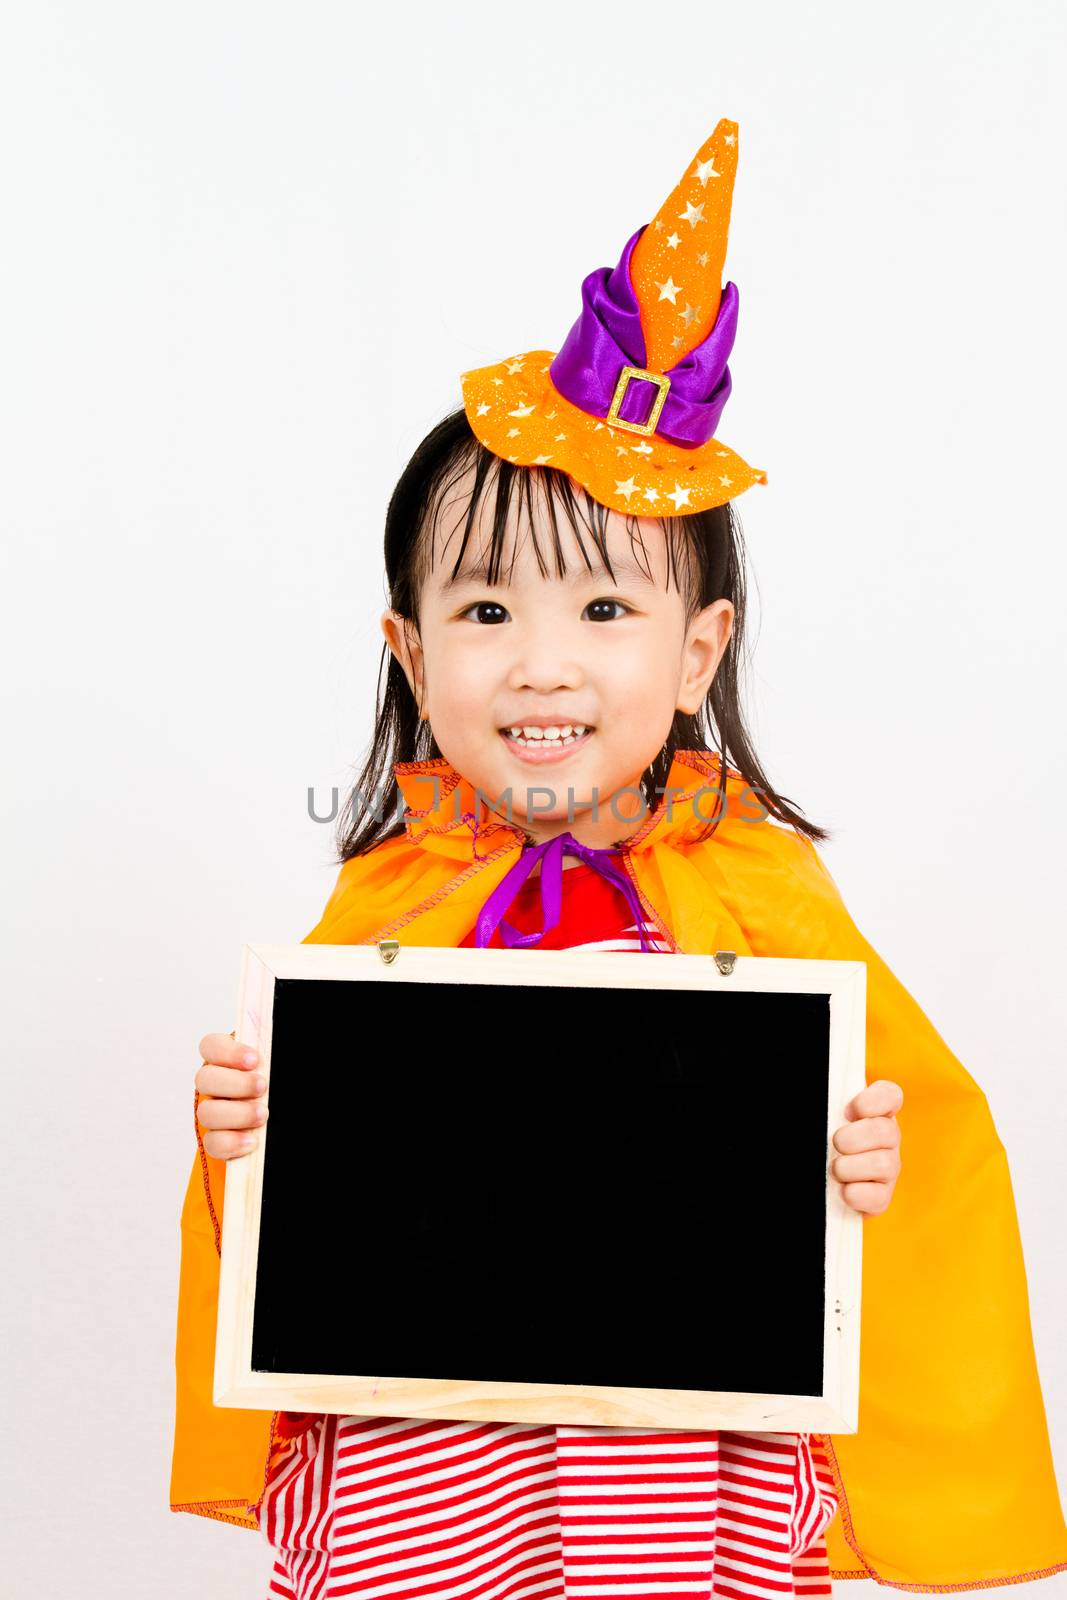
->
<box><xmin>258</xmin><ymin>858</ymin><xmax>838</xmax><ymax>1598</ymax></box>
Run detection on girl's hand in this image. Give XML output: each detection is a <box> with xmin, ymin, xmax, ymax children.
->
<box><xmin>830</xmin><ymin>1079</ymin><xmax>903</xmax><ymax>1216</ymax></box>
<box><xmin>195</xmin><ymin>1031</ymin><xmax>268</xmax><ymax>1160</ymax></box>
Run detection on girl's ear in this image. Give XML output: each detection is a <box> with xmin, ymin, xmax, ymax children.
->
<box><xmin>381</xmin><ymin>609</ymin><xmax>429</xmax><ymax>719</ymax></box>
<box><xmin>676</xmin><ymin>599</ymin><xmax>734</xmax><ymax>715</ymax></box>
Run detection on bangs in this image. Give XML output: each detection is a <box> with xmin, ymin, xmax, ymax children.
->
<box><xmin>411</xmin><ymin>440</ymin><xmax>700</xmax><ymax>612</ymax></box>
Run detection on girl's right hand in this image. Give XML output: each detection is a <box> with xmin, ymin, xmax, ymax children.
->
<box><xmin>195</xmin><ymin>1032</ymin><xmax>268</xmax><ymax>1159</ymax></box>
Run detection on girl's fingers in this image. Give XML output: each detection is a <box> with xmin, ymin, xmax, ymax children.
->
<box><xmin>839</xmin><ymin>1180</ymin><xmax>894</xmax><ymax>1216</ymax></box>
<box><xmin>195</xmin><ymin>1032</ymin><xmax>263</xmax><ymax>1104</ymax></box>
<box><xmin>195</xmin><ymin>1032</ymin><xmax>266</xmax><ymax>1160</ymax></box>
<box><xmin>196</xmin><ymin>1062</ymin><xmax>266</xmax><ymax>1099</ymax></box>
<box><xmin>196</xmin><ymin>1095</ymin><xmax>269</xmax><ymax>1133</ymax></box>
<box><xmin>832</xmin><ymin>1113</ymin><xmax>901</xmax><ymax>1156</ymax></box>
<box><xmin>831</xmin><ymin>1146</ymin><xmax>900</xmax><ymax>1185</ymax></box>
<box><xmin>197</xmin><ymin>1095</ymin><xmax>269</xmax><ymax>1159</ymax></box>
<box><xmin>197</xmin><ymin>1032</ymin><xmax>260</xmax><ymax>1071</ymax></box>
<box><xmin>202</xmin><ymin>1128</ymin><xmax>262</xmax><ymax>1160</ymax></box>
<box><xmin>844</xmin><ymin>1079</ymin><xmax>904</xmax><ymax>1120</ymax></box>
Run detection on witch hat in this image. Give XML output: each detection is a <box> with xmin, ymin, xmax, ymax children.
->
<box><xmin>460</xmin><ymin>118</ymin><xmax>765</xmax><ymax>517</ymax></box>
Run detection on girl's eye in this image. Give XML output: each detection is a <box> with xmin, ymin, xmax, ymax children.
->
<box><xmin>585</xmin><ymin>599</ymin><xmax>630</xmax><ymax>621</ymax></box>
<box><xmin>461</xmin><ymin>601</ymin><xmax>510</xmax><ymax>624</ymax></box>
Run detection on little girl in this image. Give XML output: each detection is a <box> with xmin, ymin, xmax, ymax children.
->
<box><xmin>171</xmin><ymin>122</ymin><xmax>1066</xmax><ymax>1596</ymax></box>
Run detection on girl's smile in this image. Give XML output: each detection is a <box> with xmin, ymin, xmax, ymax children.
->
<box><xmin>499</xmin><ymin>721</ymin><xmax>595</xmax><ymax>763</ymax></box>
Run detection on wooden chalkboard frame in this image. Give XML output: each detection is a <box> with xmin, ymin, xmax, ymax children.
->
<box><xmin>214</xmin><ymin>942</ymin><xmax>866</xmax><ymax>1433</ymax></box>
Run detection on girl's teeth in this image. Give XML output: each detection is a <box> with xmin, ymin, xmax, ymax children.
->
<box><xmin>506</xmin><ymin>724</ymin><xmax>589</xmax><ymax>747</ymax></box>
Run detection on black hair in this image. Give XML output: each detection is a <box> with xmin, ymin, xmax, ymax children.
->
<box><xmin>334</xmin><ymin>406</ymin><xmax>830</xmax><ymax>861</ymax></box>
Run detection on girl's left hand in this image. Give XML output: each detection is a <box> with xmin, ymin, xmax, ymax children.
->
<box><xmin>830</xmin><ymin>1079</ymin><xmax>903</xmax><ymax>1216</ymax></box>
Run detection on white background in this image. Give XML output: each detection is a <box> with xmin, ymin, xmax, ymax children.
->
<box><xmin>2</xmin><ymin>2</ymin><xmax>1065</xmax><ymax>1594</ymax></box>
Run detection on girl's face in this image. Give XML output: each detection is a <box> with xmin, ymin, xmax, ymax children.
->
<box><xmin>383</xmin><ymin>462</ymin><xmax>733</xmax><ymax>849</ymax></box>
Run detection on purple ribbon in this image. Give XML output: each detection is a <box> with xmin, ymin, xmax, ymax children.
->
<box><xmin>548</xmin><ymin>223</ymin><xmax>738</xmax><ymax>448</ymax></box>
<box><xmin>474</xmin><ymin>831</ymin><xmax>657</xmax><ymax>952</ymax></box>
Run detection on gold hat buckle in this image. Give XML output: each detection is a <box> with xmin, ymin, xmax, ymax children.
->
<box><xmin>605</xmin><ymin>364</ymin><xmax>671</xmax><ymax>437</ymax></box>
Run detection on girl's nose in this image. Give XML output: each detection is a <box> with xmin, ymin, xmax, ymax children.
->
<box><xmin>507</xmin><ymin>650</ymin><xmax>584</xmax><ymax>692</ymax></box>
<box><xmin>506</xmin><ymin>625</ymin><xmax>585</xmax><ymax>692</ymax></box>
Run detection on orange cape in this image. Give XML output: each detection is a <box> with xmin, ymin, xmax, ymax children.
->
<box><xmin>170</xmin><ymin>750</ymin><xmax>1067</xmax><ymax>1586</ymax></box>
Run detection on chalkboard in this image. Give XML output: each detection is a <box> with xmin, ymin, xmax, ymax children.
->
<box><xmin>214</xmin><ymin>943</ymin><xmax>865</xmax><ymax>1433</ymax></box>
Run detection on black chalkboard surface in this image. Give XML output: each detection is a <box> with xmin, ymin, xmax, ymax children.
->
<box><xmin>215</xmin><ymin>943</ymin><xmax>866</xmax><ymax>1433</ymax></box>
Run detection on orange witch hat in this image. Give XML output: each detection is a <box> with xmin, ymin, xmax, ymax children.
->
<box><xmin>460</xmin><ymin>118</ymin><xmax>766</xmax><ymax>517</ymax></box>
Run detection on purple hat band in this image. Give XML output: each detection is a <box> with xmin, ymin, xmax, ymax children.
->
<box><xmin>548</xmin><ymin>223</ymin><xmax>738</xmax><ymax>449</ymax></box>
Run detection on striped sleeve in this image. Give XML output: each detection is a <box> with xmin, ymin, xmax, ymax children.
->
<box><xmin>789</xmin><ymin>1434</ymin><xmax>838</xmax><ymax>1559</ymax></box>
<box><xmin>258</xmin><ymin>1414</ymin><xmax>338</xmax><ymax>1600</ymax></box>
<box><xmin>265</xmin><ymin>1553</ymin><xmax>298</xmax><ymax>1600</ymax></box>
<box><xmin>715</xmin><ymin>1431</ymin><xmax>837</xmax><ymax>1599</ymax></box>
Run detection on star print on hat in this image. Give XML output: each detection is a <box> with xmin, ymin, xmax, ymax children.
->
<box><xmin>460</xmin><ymin>118</ymin><xmax>766</xmax><ymax>517</ymax></box>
